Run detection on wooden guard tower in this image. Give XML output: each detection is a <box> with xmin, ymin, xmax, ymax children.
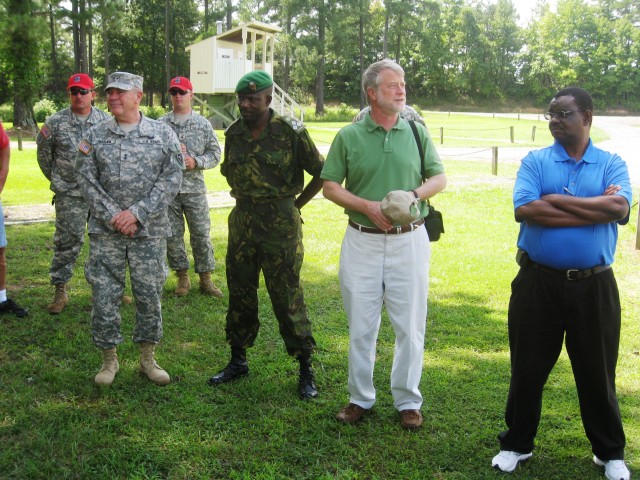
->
<box><xmin>186</xmin><ymin>20</ymin><xmax>304</xmax><ymax>128</ymax></box>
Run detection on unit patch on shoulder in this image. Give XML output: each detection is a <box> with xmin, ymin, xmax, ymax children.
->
<box><xmin>280</xmin><ymin>116</ymin><xmax>305</xmax><ymax>134</ymax></box>
<box><xmin>290</xmin><ymin>119</ymin><xmax>304</xmax><ymax>132</ymax></box>
<box><xmin>78</xmin><ymin>139</ymin><xmax>93</xmax><ymax>155</ymax></box>
<box><xmin>39</xmin><ymin>125</ymin><xmax>51</xmax><ymax>138</ymax></box>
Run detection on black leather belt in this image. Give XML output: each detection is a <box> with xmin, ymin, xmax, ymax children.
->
<box><xmin>348</xmin><ymin>218</ymin><xmax>424</xmax><ymax>234</ymax></box>
<box><xmin>516</xmin><ymin>249</ymin><xmax>611</xmax><ymax>281</ymax></box>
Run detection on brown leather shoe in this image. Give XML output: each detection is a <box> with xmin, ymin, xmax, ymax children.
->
<box><xmin>400</xmin><ymin>409</ymin><xmax>423</xmax><ymax>430</ymax></box>
<box><xmin>336</xmin><ymin>403</ymin><xmax>368</xmax><ymax>424</ymax></box>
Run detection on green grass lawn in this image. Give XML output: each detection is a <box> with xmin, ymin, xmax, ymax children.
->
<box><xmin>0</xmin><ymin>115</ymin><xmax>637</xmax><ymax>479</ymax></box>
<box><xmin>1</xmin><ymin>113</ymin><xmax>607</xmax><ymax>208</ymax></box>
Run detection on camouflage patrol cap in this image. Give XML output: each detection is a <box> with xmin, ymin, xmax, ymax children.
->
<box><xmin>353</xmin><ymin>105</ymin><xmax>425</xmax><ymax>126</ymax></box>
<box><xmin>235</xmin><ymin>70</ymin><xmax>273</xmax><ymax>94</ymax></box>
<box><xmin>105</xmin><ymin>71</ymin><xmax>144</xmax><ymax>91</ymax></box>
<box><xmin>381</xmin><ymin>190</ymin><xmax>421</xmax><ymax>225</ymax></box>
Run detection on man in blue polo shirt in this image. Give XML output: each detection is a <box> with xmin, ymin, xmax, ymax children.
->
<box><xmin>492</xmin><ymin>87</ymin><xmax>631</xmax><ymax>480</ymax></box>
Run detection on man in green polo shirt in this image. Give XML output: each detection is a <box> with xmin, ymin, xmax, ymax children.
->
<box><xmin>322</xmin><ymin>59</ymin><xmax>447</xmax><ymax>429</ymax></box>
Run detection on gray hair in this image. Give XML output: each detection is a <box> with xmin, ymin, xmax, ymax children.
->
<box><xmin>362</xmin><ymin>59</ymin><xmax>405</xmax><ymax>100</ymax></box>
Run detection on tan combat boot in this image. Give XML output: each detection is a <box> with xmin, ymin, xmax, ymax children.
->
<box><xmin>94</xmin><ymin>347</ymin><xmax>119</xmax><ymax>386</ymax></box>
<box><xmin>139</xmin><ymin>342</ymin><xmax>170</xmax><ymax>385</ymax></box>
<box><xmin>47</xmin><ymin>283</ymin><xmax>68</xmax><ymax>314</ymax></box>
<box><xmin>199</xmin><ymin>272</ymin><xmax>223</xmax><ymax>298</ymax></box>
<box><xmin>175</xmin><ymin>270</ymin><xmax>191</xmax><ymax>296</ymax></box>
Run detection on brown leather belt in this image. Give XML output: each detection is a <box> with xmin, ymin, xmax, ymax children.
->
<box><xmin>516</xmin><ymin>249</ymin><xmax>611</xmax><ymax>281</ymax></box>
<box><xmin>348</xmin><ymin>218</ymin><xmax>424</xmax><ymax>234</ymax></box>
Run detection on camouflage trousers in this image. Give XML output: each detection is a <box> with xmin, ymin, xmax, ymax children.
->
<box><xmin>166</xmin><ymin>192</ymin><xmax>215</xmax><ymax>272</ymax></box>
<box><xmin>50</xmin><ymin>194</ymin><xmax>88</xmax><ymax>285</ymax></box>
<box><xmin>225</xmin><ymin>198</ymin><xmax>316</xmax><ymax>357</ymax></box>
<box><xmin>85</xmin><ymin>235</ymin><xmax>168</xmax><ymax>349</ymax></box>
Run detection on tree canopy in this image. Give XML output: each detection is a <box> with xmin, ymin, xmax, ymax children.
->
<box><xmin>1</xmin><ymin>0</ymin><xmax>639</xmax><ymax>125</ymax></box>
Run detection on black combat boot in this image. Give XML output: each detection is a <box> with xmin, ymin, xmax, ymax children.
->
<box><xmin>297</xmin><ymin>354</ymin><xmax>318</xmax><ymax>399</ymax></box>
<box><xmin>208</xmin><ymin>347</ymin><xmax>249</xmax><ymax>385</ymax></box>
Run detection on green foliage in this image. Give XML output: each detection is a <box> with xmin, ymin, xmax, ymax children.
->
<box><xmin>1</xmin><ymin>0</ymin><xmax>48</xmax><ymax>126</ymax></box>
<box><xmin>303</xmin><ymin>103</ymin><xmax>358</xmax><ymax>122</ymax></box>
<box><xmin>3</xmin><ymin>0</ymin><xmax>640</xmax><ymax>115</ymax></box>
<box><xmin>0</xmin><ymin>103</ymin><xmax>14</xmax><ymax>123</ymax></box>
<box><xmin>33</xmin><ymin>98</ymin><xmax>58</xmax><ymax>123</ymax></box>
<box><xmin>139</xmin><ymin>105</ymin><xmax>168</xmax><ymax>120</ymax></box>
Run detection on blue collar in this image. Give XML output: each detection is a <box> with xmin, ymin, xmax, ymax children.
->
<box><xmin>552</xmin><ymin>139</ymin><xmax>595</xmax><ymax>163</ymax></box>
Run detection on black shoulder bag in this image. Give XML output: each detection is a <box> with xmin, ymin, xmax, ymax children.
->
<box><xmin>409</xmin><ymin>120</ymin><xmax>444</xmax><ymax>242</ymax></box>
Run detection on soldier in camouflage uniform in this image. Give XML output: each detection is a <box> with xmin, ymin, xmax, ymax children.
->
<box><xmin>208</xmin><ymin>70</ymin><xmax>324</xmax><ymax>400</ymax></box>
<box><xmin>37</xmin><ymin>73</ymin><xmax>111</xmax><ymax>314</ymax></box>
<box><xmin>76</xmin><ymin>72</ymin><xmax>184</xmax><ymax>387</ymax></box>
<box><xmin>158</xmin><ymin>76</ymin><xmax>223</xmax><ymax>298</ymax></box>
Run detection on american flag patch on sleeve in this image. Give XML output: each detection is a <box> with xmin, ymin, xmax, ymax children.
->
<box><xmin>78</xmin><ymin>139</ymin><xmax>93</xmax><ymax>155</ymax></box>
<box><xmin>39</xmin><ymin>125</ymin><xmax>50</xmax><ymax>138</ymax></box>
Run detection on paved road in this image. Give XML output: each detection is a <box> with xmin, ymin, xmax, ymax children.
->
<box><xmin>5</xmin><ymin>115</ymin><xmax>638</xmax><ymax>224</ymax></box>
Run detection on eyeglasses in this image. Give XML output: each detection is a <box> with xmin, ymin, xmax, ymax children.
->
<box><xmin>169</xmin><ymin>89</ymin><xmax>189</xmax><ymax>96</ymax></box>
<box><xmin>544</xmin><ymin>110</ymin><xmax>579</xmax><ymax>120</ymax></box>
<box><xmin>69</xmin><ymin>88</ymin><xmax>91</xmax><ymax>96</ymax></box>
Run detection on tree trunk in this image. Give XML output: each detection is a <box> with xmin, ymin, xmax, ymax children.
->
<box><xmin>359</xmin><ymin>0</ymin><xmax>365</xmax><ymax>109</ymax></box>
<box><xmin>283</xmin><ymin>14</ymin><xmax>292</xmax><ymax>90</ymax></box>
<box><xmin>383</xmin><ymin>3</ymin><xmax>390</xmax><ymax>58</ymax></box>
<box><xmin>314</xmin><ymin>0</ymin><xmax>326</xmax><ymax>116</ymax></box>
<box><xmin>204</xmin><ymin>0</ymin><xmax>209</xmax><ymax>32</ymax></box>
<box><xmin>8</xmin><ymin>0</ymin><xmax>40</xmax><ymax>129</ymax></box>
<box><xmin>79</xmin><ymin>0</ymin><xmax>88</xmax><ymax>72</ymax></box>
<box><xmin>226</xmin><ymin>0</ymin><xmax>232</xmax><ymax>30</ymax></box>
<box><xmin>103</xmin><ymin>29</ymin><xmax>110</xmax><ymax>76</ymax></box>
<box><xmin>72</xmin><ymin>0</ymin><xmax>80</xmax><ymax>71</ymax></box>
<box><xmin>164</xmin><ymin>0</ymin><xmax>171</xmax><ymax>109</ymax></box>
<box><xmin>13</xmin><ymin>95</ymin><xmax>36</xmax><ymax>131</ymax></box>
<box><xmin>88</xmin><ymin>0</ymin><xmax>93</xmax><ymax>78</ymax></box>
<box><xmin>48</xmin><ymin>3</ymin><xmax>62</xmax><ymax>91</ymax></box>
<box><xmin>395</xmin><ymin>14</ymin><xmax>402</xmax><ymax>63</ymax></box>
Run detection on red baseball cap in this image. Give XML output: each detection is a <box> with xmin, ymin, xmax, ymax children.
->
<box><xmin>169</xmin><ymin>76</ymin><xmax>193</xmax><ymax>92</ymax></box>
<box><xmin>67</xmin><ymin>73</ymin><xmax>94</xmax><ymax>90</ymax></box>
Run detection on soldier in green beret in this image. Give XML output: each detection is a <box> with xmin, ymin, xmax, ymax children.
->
<box><xmin>208</xmin><ymin>70</ymin><xmax>324</xmax><ymax>399</ymax></box>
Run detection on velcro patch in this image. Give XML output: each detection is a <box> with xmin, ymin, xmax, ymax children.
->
<box><xmin>39</xmin><ymin>125</ymin><xmax>50</xmax><ymax>138</ymax></box>
<box><xmin>78</xmin><ymin>139</ymin><xmax>93</xmax><ymax>155</ymax></box>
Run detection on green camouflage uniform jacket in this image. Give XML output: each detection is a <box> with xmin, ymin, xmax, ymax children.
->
<box><xmin>221</xmin><ymin>109</ymin><xmax>324</xmax><ymax>200</ymax></box>
<box><xmin>37</xmin><ymin>106</ymin><xmax>111</xmax><ymax>196</ymax></box>
<box><xmin>75</xmin><ymin>114</ymin><xmax>184</xmax><ymax>238</ymax></box>
<box><xmin>157</xmin><ymin>110</ymin><xmax>221</xmax><ymax>193</ymax></box>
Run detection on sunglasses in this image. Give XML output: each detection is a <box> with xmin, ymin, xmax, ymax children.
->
<box><xmin>69</xmin><ymin>88</ymin><xmax>91</xmax><ymax>96</ymax></box>
<box><xmin>169</xmin><ymin>89</ymin><xmax>189</xmax><ymax>96</ymax></box>
<box><xmin>543</xmin><ymin>110</ymin><xmax>580</xmax><ymax>120</ymax></box>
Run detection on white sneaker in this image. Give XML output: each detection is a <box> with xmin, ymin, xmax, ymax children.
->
<box><xmin>593</xmin><ymin>456</ymin><xmax>630</xmax><ymax>480</ymax></box>
<box><xmin>492</xmin><ymin>450</ymin><xmax>533</xmax><ymax>472</ymax></box>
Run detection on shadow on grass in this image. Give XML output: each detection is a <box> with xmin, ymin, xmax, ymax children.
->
<box><xmin>0</xmin><ymin>198</ymin><xmax>637</xmax><ymax>479</ymax></box>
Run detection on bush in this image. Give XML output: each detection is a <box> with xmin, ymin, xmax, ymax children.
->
<box><xmin>0</xmin><ymin>103</ymin><xmax>13</xmax><ymax>123</ymax></box>
<box><xmin>140</xmin><ymin>105</ymin><xmax>168</xmax><ymax>119</ymax></box>
<box><xmin>34</xmin><ymin>98</ymin><xmax>59</xmax><ymax>123</ymax></box>
<box><xmin>303</xmin><ymin>103</ymin><xmax>359</xmax><ymax>122</ymax></box>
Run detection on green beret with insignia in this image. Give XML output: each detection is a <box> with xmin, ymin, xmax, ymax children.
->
<box><xmin>235</xmin><ymin>70</ymin><xmax>273</xmax><ymax>94</ymax></box>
